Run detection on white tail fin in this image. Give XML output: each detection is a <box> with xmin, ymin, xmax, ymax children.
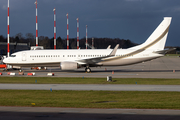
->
<box><xmin>130</xmin><ymin>17</ymin><xmax>172</xmax><ymax>50</ymax></box>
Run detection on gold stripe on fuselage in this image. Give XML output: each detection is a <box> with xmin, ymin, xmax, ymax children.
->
<box><xmin>103</xmin><ymin>25</ymin><xmax>170</xmax><ymax>62</ymax></box>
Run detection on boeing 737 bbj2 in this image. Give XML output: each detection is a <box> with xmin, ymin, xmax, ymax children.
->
<box><xmin>3</xmin><ymin>17</ymin><xmax>172</xmax><ymax>73</ymax></box>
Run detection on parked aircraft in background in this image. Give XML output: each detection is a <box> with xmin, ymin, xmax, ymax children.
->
<box><xmin>3</xmin><ymin>17</ymin><xmax>172</xmax><ymax>73</ymax></box>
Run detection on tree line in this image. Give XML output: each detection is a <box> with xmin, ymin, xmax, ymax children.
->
<box><xmin>0</xmin><ymin>33</ymin><xmax>137</xmax><ymax>49</ymax></box>
<box><xmin>0</xmin><ymin>33</ymin><xmax>179</xmax><ymax>54</ymax></box>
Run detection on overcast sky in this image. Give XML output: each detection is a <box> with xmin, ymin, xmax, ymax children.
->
<box><xmin>0</xmin><ymin>0</ymin><xmax>180</xmax><ymax>46</ymax></box>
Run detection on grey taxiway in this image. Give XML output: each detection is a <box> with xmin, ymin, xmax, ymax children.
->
<box><xmin>0</xmin><ymin>84</ymin><xmax>180</xmax><ymax>92</ymax></box>
<box><xmin>0</xmin><ymin>107</ymin><xmax>180</xmax><ymax>120</ymax></box>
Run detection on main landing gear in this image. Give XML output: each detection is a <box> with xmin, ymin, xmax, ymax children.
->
<box><xmin>85</xmin><ymin>67</ymin><xmax>91</xmax><ymax>73</ymax></box>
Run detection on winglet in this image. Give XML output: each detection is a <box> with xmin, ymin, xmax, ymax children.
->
<box><xmin>107</xmin><ymin>45</ymin><xmax>111</xmax><ymax>49</ymax></box>
<box><xmin>109</xmin><ymin>44</ymin><xmax>119</xmax><ymax>56</ymax></box>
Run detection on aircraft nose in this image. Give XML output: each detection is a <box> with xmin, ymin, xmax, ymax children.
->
<box><xmin>3</xmin><ymin>58</ymin><xmax>8</xmax><ymax>64</ymax></box>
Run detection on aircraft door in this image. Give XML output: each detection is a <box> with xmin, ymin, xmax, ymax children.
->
<box><xmin>22</xmin><ymin>52</ymin><xmax>26</xmax><ymax>61</ymax></box>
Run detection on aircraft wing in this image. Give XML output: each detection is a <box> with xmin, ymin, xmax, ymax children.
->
<box><xmin>76</xmin><ymin>44</ymin><xmax>119</xmax><ymax>65</ymax></box>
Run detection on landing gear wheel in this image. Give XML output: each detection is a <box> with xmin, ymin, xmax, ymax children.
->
<box><xmin>85</xmin><ymin>68</ymin><xmax>91</xmax><ymax>73</ymax></box>
<box><xmin>18</xmin><ymin>68</ymin><xmax>24</xmax><ymax>75</ymax></box>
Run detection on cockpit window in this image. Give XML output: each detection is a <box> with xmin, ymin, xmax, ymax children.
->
<box><xmin>10</xmin><ymin>55</ymin><xmax>16</xmax><ymax>57</ymax></box>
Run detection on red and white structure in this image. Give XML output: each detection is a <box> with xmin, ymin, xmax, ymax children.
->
<box><xmin>86</xmin><ymin>25</ymin><xmax>88</xmax><ymax>49</ymax></box>
<box><xmin>66</xmin><ymin>13</ymin><xmax>69</xmax><ymax>49</ymax></box>
<box><xmin>53</xmin><ymin>8</ymin><xmax>56</xmax><ymax>49</ymax></box>
<box><xmin>77</xmin><ymin>18</ymin><xmax>79</xmax><ymax>49</ymax></box>
<box><xmin>7</xmin><ymin>0</ymin><xmax>10</xmax><ymax>57</ymax></box>
<box><xmin>35</xmin><ymin>0</ymin><xmax>38</xmax><ymax>46</ymax></box>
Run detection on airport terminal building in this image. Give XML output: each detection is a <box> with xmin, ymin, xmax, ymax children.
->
<box><xmin>0</xmin><ymin>42</ymin><xmax>30</xmax><ymax>56</ymax></box>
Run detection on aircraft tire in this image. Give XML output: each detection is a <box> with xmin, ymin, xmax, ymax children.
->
<box><xmin>85</xmin><ymin>68</ymin><xmax>91</xmax><ymax>73</ymax></box>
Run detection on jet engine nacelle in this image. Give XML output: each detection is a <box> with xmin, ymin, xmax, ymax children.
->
<box><xmin>60</xmin><ymin>62</ymin><xmax>79</xmax><ymax>70</ymax></box>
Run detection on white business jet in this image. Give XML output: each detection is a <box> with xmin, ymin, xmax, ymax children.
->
<box><xmin>3</xmin><ymin>17</ymin><xmax>172</xmax><ymax>73</ymax></box>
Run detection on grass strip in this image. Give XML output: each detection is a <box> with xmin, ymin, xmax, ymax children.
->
<box><xmin>166</xmin><ymin>54</ymin><xmax>180</xmax><ymax>56</ymax></box>
<box><xmin>0</xmin><ymin>90</ymin><xmax>180</xmax><ymax>109</ymax></box>
<box><xmin>0</xmin><ymin>77</ymin><xmax>180</xmax><ymax>85</ymax></box>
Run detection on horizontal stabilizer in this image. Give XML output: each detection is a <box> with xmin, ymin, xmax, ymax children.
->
<box><xmin>153</xmin><ymin>48</ymin><xmax>176</xmax><ymax>54</ymax></box>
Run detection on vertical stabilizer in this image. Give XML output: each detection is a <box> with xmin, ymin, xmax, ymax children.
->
<box><xmin>130</xmin><ymin>17</ymin><xmax>172</xmax><ymax>50</ymax></box>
